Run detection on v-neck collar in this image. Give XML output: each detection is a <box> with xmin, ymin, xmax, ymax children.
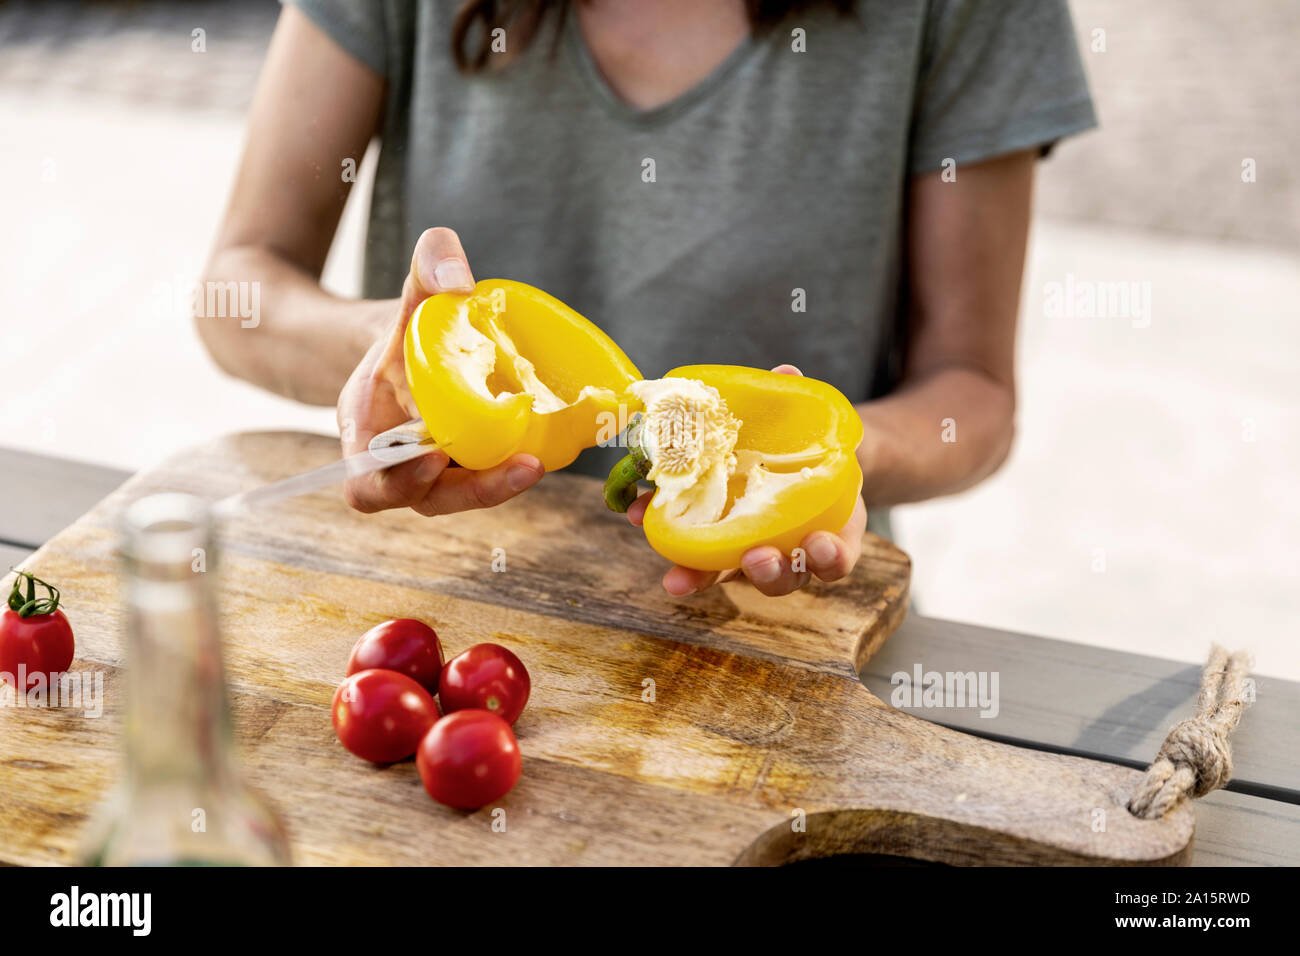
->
<box><xmin>564</xmin><ymin>11</ymin><xmax>759</xmax><ymax>128</ymax></box>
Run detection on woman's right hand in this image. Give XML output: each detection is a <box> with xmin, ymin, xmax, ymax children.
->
<box><xmin>337</xmin><ymin>227</ymin><xmax>545</xmax><ymax>515</ymax></box>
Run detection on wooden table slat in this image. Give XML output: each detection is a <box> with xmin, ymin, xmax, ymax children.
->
<box><xmin>0</xmin><ymin>543</ymin><xmax>34</xmax><ymax>573</ymax></box>
<box><xmin>1188</xmin><ymin>790</ymin><xmax>1300</xmax><ymax>866</ymax></box>
<box><xmin>861</xmin><ymin>615</ymin><xmax>1300</xmax><ymax>801</ymax></box>
<box><xmin>0</xmin><ymin>447</ymin><xmax>129</xmax><ymax>548</ymax></box>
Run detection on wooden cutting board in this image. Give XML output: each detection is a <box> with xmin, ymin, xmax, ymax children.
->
<box><xmin>0</xmin><ymin>432</ymin><xmax>1194</xmax><ymax>865</ymax></box>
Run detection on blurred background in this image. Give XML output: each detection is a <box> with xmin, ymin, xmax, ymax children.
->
<box><xmin>2</xmin><ymin>0</ymin><xmax>1296</xmax><ymax>677</ymax></box>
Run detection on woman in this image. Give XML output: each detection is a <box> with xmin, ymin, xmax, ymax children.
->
<box><xmin>197</xmin><ymin>0</ymin><xmax>1095</xmax><ymax>597</ymax></box>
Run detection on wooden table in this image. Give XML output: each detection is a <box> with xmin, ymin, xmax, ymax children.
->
<box><xmin>2</xmin><ymin>444</ymin><xmax>1297</xmax><ymax>866</ymax></box>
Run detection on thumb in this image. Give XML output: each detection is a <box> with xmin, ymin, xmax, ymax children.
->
<box><xmin>400</xmin><ymin>226</ymin><xmax>475</xmax><ymax>321</ymax></box>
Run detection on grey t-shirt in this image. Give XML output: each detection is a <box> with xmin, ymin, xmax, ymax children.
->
<box><xmin>287</xmin><ymin>0</ymin><xmax>1095</xmax><ymax>531</ymax></box>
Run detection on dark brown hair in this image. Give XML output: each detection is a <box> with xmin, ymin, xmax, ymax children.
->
<box><xmin>452</xmin><ymin>0</ymin><xmax>855</xmax><ymax>74</ymax></box>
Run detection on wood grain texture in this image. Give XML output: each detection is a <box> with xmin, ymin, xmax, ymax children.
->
<box><xmin>0</xmin><ymin>432</ymin><xmax>1196</xmax><ymax>866</ymax></box>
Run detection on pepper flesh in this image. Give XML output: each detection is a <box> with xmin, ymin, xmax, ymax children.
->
<box><xmin>405</xmin><ymin>279</ymin><xmax>642</xmax><ymax>471</ymax></box>
<box><xmin>610</xmin><ymin>365</ymin><xmax>864</xmax><ymax>571</ymax></box>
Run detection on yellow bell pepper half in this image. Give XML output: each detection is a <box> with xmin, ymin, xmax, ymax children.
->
<box><xmin>604</xmin><ymin>365</ymin><xmax>864</xmax><ymax>572</ymax></box>
<box><xmin>404</xmin><ymin>279</ymin><xmax>642</xmax><ymax>471</ymax></box>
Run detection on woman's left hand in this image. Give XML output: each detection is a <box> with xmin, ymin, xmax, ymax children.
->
<box><xmin>624</xmin><ymin>364</ymin><xmax>867</xmax><ymax>597</ymax></box>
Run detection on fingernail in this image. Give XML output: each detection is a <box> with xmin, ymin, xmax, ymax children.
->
<box><xmin>746</xmin><ymin>557</ymin><xmax>781</xmax><ymax>584</ymax></box>
<box><xmin>433</xmin><ymin>258</ymin><xmax>474</xmax><ymax>292</ymax></box>
<box><xmin>506</xmin><ymin>464</ymin><xmax>539</xmax><ymax>492</ymax></box>
<box><xmin>808</xmin><ymin>535</ymin><xmax>838</xmax><ymax>567</ymax></box>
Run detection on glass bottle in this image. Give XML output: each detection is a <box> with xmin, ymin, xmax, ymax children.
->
<box><xmin>81</xmin><ymin>492</ymin><xmax>290</xmax><ymax>866</ymax></box>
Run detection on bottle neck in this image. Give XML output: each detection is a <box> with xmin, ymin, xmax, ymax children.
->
<box><xmin>121</xmin><ymin>497</ymin><xmax>234</xmax><ymax>787</ymax></box>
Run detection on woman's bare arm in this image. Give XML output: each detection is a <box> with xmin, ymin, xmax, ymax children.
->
<box><xmin>633</xmin><ymin>151</ymin><xmax>1034</xmax><ymax>598</ymax></box>
<box><xmin>857</xmin><ymin>149</ymin><xmax>1033</xmax><ymax>506</ymax></box>
<box><xmin>197</xmin><ymin>8</ymin><xmax>545</xmax><ymax>513</ymax></box>
<box><xmin>196</xmin><ymin>6</ymin><xmax>391</xmax><ymax>405</ymax></box>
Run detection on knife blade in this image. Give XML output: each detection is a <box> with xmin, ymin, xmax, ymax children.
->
<box><xmin>213</xmin><ymin>418</ymin><xmax>438</xmax><ymax>517</ymax></box>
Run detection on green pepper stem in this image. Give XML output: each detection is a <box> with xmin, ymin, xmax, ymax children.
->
<box><xmin>603</xmin><ymin>454</ymin><xmax>648</xmax><ymax>513</ymax></box>
<box><xmin>603</xmin><ymin>420</ymin><xmax>652</xmax><ymax>513</ymax></box>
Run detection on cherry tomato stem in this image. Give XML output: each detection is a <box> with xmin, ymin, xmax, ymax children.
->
<box><xmin>7</xmin><ymin>569</ymin><xmax>62</xmax><ymax>617</ymax></box>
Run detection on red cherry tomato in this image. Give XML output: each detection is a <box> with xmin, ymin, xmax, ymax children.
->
<box><xmin>332</xmin><ymin>669</ymin><xmax>439</xmax><ymax>764</ymax></box>
<box><xmin>416</xmin><ymin>710</ymin><xmax>522</xmax><ymax>810</ymax></box>
<box><xmin>438</xmin><ymin>643</ymin><xmax>530</xmax><ymax>725</ymax></box>
<box><xmin>347</xmin><ymin>618</ymin><xmax>444</xmax><ymax>695</ymax></box>
<box><xmin>1</xmin><ymin>571</ymin><xmax>75</xmax><ymax>693</ymax></box>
